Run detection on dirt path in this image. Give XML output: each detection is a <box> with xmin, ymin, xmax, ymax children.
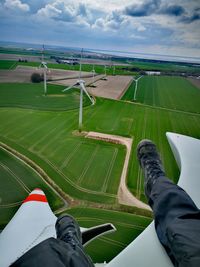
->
<box><xmin>187</xmin><ymin>77</ymin><xmax>200</xmax><ymax>89</ymax></box>
<box><xmin>86</xmin><ymin>131</ymin><xmax>150</xmax><ymax>210</ymax></box>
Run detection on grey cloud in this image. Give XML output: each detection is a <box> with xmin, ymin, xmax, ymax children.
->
<box><xmin>124</xmin><ymin>0</ymin><xmax>160</xmax><ymax>17</ymax></box>
<box><xmin>159</xmin><ymin>5</ymin><xmax>185</xmax><ymax>16</ymax></box>
<box><xmin>77</xmin><ymin>3</ymin><xmax>88</xmax><ymax>17</ymax></box>
<box><xmin>124</xmin><ymin>0</ymin><xmax>185</xmax><ymax>18</ymax></box>
<box><xmin>180</xmin><ymin>13</ymin><xmax>200</xmax><ymax>23</ymax></box>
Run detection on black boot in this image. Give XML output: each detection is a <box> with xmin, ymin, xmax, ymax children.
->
<box><xmin>137</xmin><ymin>139</ymin><xmax>166</xmax><ymax>198</ymax></box>
<box><xmin>56</xmin><ymin>215</ymin><xmax>95</xmax><ymax>266</ymax></box>
<box><xmin>55</xmin><ymin>214</ymin><xmax>82</xmax><ymax>249</ymax></box>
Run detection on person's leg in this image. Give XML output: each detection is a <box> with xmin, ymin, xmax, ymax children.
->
<box><xmin>137</xmin><ymin>140</ymin><xmax>200</xmax><ymax>267</ymax></box>
<box><xmin>56</xmin><ymin>214</ymin><xmax>94</xmax><ymax>266</ymax></box>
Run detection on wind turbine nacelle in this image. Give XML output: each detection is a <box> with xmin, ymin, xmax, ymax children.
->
<box><xmin>78</xmin><ymin>79</ymin><xmax>85</xmax><ymax>84</ymax></box>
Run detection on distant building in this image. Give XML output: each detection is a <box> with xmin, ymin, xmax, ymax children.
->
<box><xmin>145</xmin><ymin>71</ymin><xmax>161</xmax><ymax>75</ymax></box>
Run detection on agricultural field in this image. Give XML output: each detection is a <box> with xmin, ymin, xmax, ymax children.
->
<box><xmin>0</xmin><ymin>146</ymin><xmax>63</xmax><ymax>228</ymax></box>
<box><xmin>1</xmin><ymin>81</ymin><xmax>200</xmax><ymax>206</ymax></box>
<box><xmin>0</xmin><ymin>83</ymin><xmax>127</xmax><ymax>206</ymax></box>
<box><xmin>65</xmin><ymin>207</ymin><xmax>152</xmax><ymax>263</ymax></box>
<box><xmin>0</xmin><ymin>60</ymin><xmax>17</xmax><ymax>70</ymax></box>
<box><xmin>17</xmin><ymin>61</ymin><xmax>136</xmax><ymax>76</ymax></box>
<box><xmin>0</xmin><ymin>72</ymin><xmax>200</xmax><ymax>262</ymax></box>
<box><xmin>130</xmin><ymin>60</ymin><xmax>200</xmax><ymax>73</ymax></box>
<box><xmin>0</xmin><ymin>83</ymin><xmax>90</xmax><ymax>111</ymax></box>
<box><xmin>122</xmin><ymin>76</ymin><xmax>200</xmax><ymax>113</ymax></box>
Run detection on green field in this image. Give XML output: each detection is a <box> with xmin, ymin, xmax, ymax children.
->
<box><xmin>17</xmin><ymin>61</ymin><xmax>135</xmax><ymax>76</ymax></box>
<box><xmin>0</xmin><ymin>75</ymin><xmax>200</xmax><ymax>261</ymax></box>
<box><xmin>0</xmin><ymin>146</ymin><xmax>63</xmax><ymax>227</ymax></box>
<box><xmin>0</xmin><ymin>60</ymin><xmax>17</xmax><ymax>70</ymax></box>
<box><xmin>131</xmin><ymin>60</ymin><xmax>200</xmax><ymax>73</ymax></box>
<box><xmin>122</xmin><ymin>76</ymin><xmax>200</xmax><ymax>113</ymax></box>
<box><xmin>1</xmin><ymin>82</ymin><xmax>200</xmax><ymax>205</ymax></box>
<box><xmin>0</xmin><ymin>83</ymin><xmax>90</xmax><ymax>111</ymax></box>
<box><xmin>65</xmin><ymin>207</ymin><xmax>151</xmax><ymax>263</ymax></box>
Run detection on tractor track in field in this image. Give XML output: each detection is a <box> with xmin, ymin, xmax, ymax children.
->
<box><xmin>77</xmin><ymin>145</ymin><xmax>99</xmax><ymax>185</ymax></box>
<box><xmin>0</xmin><ymin>143</ymin><xmax>69</xmax><ymax>210</ymax></box>
<box><xmin>121</xmin><ymin>100</ymin><xmax>200</xmax><ymax>117</ymax></box>
<box><xmin>0</xmin><ymin>201</ymin><xmax>22</xmax><ymax>208</ymax></box>
<box><xmin>101</xmin><ymin>148</ymin><xmax>118</xmax><ymax>193</ymax></box>
<box><xmin>40</xmin><ymin>155</ymin><xmax>117</xmax><ymax>198</ymax></box>
<box><xmin>0</xmin><ymin>161</ymin><xmax>30</xmax><ymax>193</ymax></box>
<box><xmin>86</xmin><ymin>131</ymin><xmax>151</xmax><ymax>210</ymax></box>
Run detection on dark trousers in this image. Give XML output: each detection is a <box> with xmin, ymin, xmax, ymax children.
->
<box><xmin>148</xmin><ymin>177</ymin><xmax>200</xmax><ymax>267</ymax></box>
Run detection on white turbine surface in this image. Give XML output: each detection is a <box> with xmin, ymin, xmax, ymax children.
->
<box><xmin>39</xmin><ymin>61</ymin><xmax>48</xmax><ymax>96</ymax></box>
<box><xmin>92</xmin><ymin>64</ymin><xmax>96</xmax><ymax>84</ymax></box>
<box><xmin>63</xmin><ymin>80</ymin><xmax>94</xmax><ymax>131</ymax></box>
<box><xmin>133</xmin><ymin>76</ymin><xmax>143</xmax><ymax>101</ymax></box>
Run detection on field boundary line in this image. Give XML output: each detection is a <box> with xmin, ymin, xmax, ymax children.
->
<box><xmin>77</xmin><ymin>217</ymin><xmax>146</xmax><ymax>230</ymax></box>
<box><xmin>40</xmin><ymin>156</ymin><xmax>116</xmax><ymax>198</ymax></box>
<box><xmin>101</xmin><ymin>148</ymin><xmax>118</xmax><ymax>193</ymax></box>
<box><xmin>86</xmin><ymin>131</ymin><xmax>150</xmax><ymax>210</ymax></box>
<box><xmin>119</xmin><ymin>77</ymin><xmax>135</xmax><ymax>100</ymax></box>
<box><xmin>0</xmin><ymin>201</ymin><xmax>22</xmax><ymax>208</ymax></box>
<box><xmin>99</xmin><ymin>236</ymin><xmax>125</xmax><ymax>248</ymax></box>
<box><xmin>121</xmin><ymin>100</ymin><xmax>200</xmax><ymax>117</ymax></box>
<box><xmin>0</xmin><ymin>162</ymin><xmax>30</xmax><ymax>193</ymax></box>
<box><xmin>77</xmin><ymin>145</ymin><xmax>99</xmax><ymax>184</ymax></box>
<box><xmin>19</xmin><ymin>114</ymin><xmax>60</xmax><ymax>142</ymax></box>
<box><xmin>39</xmin><ymin>114</ymin><xmax>77</xmax><ymax>154</ymax></box>
<box><xmin>29</xmin><ymin>118</ymin><xmax>67</xmax><ymax>151</ymax></box>
<box><xmin>0</xmin><ymin>142</ymin><xmax>68</xmax><ymax>208</ymax></box>
<box><xmin>59</xmin><ymin>142</ymin><xmax>82</xmax><ymax>171</ymax></box>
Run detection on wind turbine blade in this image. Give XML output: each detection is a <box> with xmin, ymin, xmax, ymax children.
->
<box><xmin>62</xmin><ymin>83</ymin><xmax>78</xmax><ymax>92</ymax></box>
<box><xmin>80</xmin><ymin>83</ymin><xmax>94</xmax><ymax>104</ymax></box>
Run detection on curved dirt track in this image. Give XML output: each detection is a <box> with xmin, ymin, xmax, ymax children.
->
<box><xmin>86</xmin><ymin>131</ymin><xmax>151</xmax><ymax>210</ymax></box>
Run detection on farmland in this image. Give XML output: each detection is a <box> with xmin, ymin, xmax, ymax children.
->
<box><xmin>0</xmin><ymin>60</ymin><xmax>17</xmax><ymax>70</ymax></box>
<box><xmin>16</xmin><ymin>61</ymin><xmax>136</xmax><ymax>76</ymax></box>
<box><xmin>0</xmin><ymin>80</ymin><xmax>200</xmax><ymax>206</ymax></box>
<box><xmin>122</xmin><ymin>76</ymin><xmax>200</xmax><ymax>113</ymax></box>
<box><xmin>130</xmin><ymin>60</ymin><xmax>200</xmax><ymax>73</ymax></box>
<box><xmin>0</xmin><ymin>83</ymin><xmax>90</xmax><ymax>111</ymax></box>
<box><xmin>0</xmin><ymin>146</ymin><xmax>63</xmax><ymax>227</ymax></box>
<box><xmin>0</xmin><ymin>71</ymin><xmax>200</xmax><ymax>262</ymax></box>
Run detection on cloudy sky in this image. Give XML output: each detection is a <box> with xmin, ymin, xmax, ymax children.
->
<box><xmin>0</xmin><ymin>0</ymin><xmax>200</xmax><ymax>58</ymax></box>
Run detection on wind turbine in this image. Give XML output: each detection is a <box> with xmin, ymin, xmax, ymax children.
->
<box><xmin>101</xmin><ymin>65</ymin><xmax>107</xmax><ymax>81</ymax></box>
<box><xmin>62</xmin><ymin>49</ymin><xmax>94</xmax><ymax>132</ymax></box>
<box><xmin>91</xmin><ymin>64</ymin><xmax>96</xmax><ymax>84</ymax></box>
<box><xmin>133</xmin><ymin>75</ymin><xmax>143</xmax><ymax>101</ymax></box>
<box><xmin>39</xmin><ymin>45</ymin><xmax>49</xmax><ymax>96</ymax></box>
<box><xmin>104</xmin><ymin>65</ymin><xmax>107</xmax><ymax>76</ymax></box>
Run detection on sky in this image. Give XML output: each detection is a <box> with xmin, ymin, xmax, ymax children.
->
<box><xmin>0</xmin><ymin>0</ymin><xmax>200</xmax><ymax>59</ymax></box>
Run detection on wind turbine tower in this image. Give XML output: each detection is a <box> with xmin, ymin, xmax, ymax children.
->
<box><xmin>104</xmin><ymin>65</ymin><xmax>107</xmax><ymax>76</ymax></box>
<box><xmin>63</xmin><ymin>49</ymin><xmax>94</xmax><ymax>132</ymax></box>
<box><xmin>133</xmin><ymin>76</ymin><xmax>143</xmax><ymax>101</ymax></box>
<box><xmin>92</xmin><ymin>64</ymin><xmax>95</xmax><ymax>84</ymax></box>
<box><xmin>39</xmin><ymin>45</ymin><xmax>49</xmax><ymax>96</ymax></box>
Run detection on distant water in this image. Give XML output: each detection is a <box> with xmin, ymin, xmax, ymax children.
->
<box><xmin>87</xmin><ymin>48</ymin><xmax>200</xmax><ymax>64</ymax></box>
<box><xmin>0</xmin><ymin>40</ymin><xmax>200</xmax><ymax>65</ymax></box>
